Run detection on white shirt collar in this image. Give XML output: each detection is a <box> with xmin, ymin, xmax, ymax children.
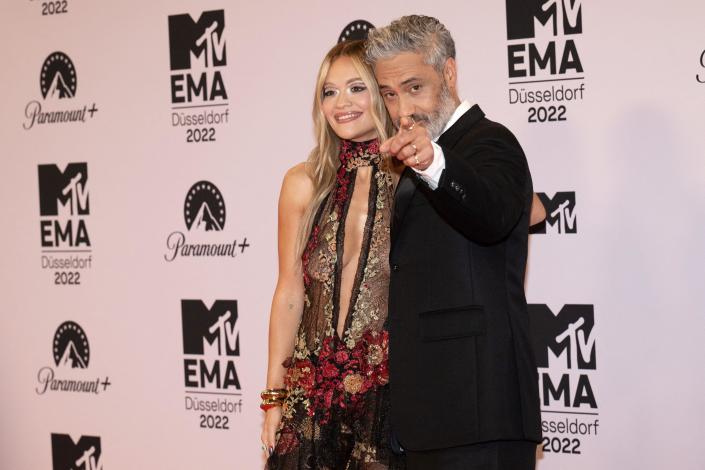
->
<box><xmin>435</xmin><ymin>100</ymin><xmax>472</xmax><ymax>141</ymax></box>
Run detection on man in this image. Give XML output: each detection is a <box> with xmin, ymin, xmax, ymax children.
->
<box><xmin>366</xmin><ymin>15</ymin><xmax>542</xmax><ymax>469</ymax></box>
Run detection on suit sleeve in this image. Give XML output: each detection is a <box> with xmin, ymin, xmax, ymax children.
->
<box><xmin>419</xmin><ymin>128</ymin><xmax>529</xmax><ymax>244</ymax></box>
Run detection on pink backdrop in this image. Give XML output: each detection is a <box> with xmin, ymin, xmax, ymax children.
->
<box><xmin>1</xmin><ymin>1</ymin><xmax>704</xmax><ymax>468</ymax></box>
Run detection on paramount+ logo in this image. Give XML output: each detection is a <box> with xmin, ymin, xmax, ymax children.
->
<box><xmin>36</xmin><ymin>321</ymin><xmax>112</xmax><ymax>396</ymax></box>
<box><xmin>24</xmin><ymin>52</ymin><xmax>99</xmax><ymax>130</ymax></box>
<box><xmin>163</xmin><ymin>180</ymin><xmax>250</xmax><ymax>262</ymax></box>
<box><xmin>338</xmin><ymin>20</ymin><xmax>374</xmax><ymax>44</ymax></box>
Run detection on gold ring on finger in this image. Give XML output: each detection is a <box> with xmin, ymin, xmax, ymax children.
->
<box><xmin>414</xmin><ymin>155</ymin><xmax>420</xmax><ymax>166</ymax></box>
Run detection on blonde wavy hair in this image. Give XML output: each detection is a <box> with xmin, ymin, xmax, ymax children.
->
<box><xmin>298</xmin><ymin>40</ymin><xmax>395</xmax><ymax>254</ymax></box>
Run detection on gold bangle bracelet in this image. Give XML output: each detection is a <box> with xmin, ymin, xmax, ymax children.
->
<box><xmin>261</xmin><ymin>399</ymin><xmax>286</xmax><ymax>407</ymax></box>
<box><xmin>262</xmin><ymin>397</ymin><xmax>286</xmax><ymax>404</ymax></box>
<box><xmin>260</xmin><ymin>401</ymin><xmax>283</xmax><ymax>411</ymax></box>
<box><xmin>261</xmin><ymin>389</ymin><xmax>288</xmax><ymax>399</ymax></box>
<box><xmin>261</xmin><ymin>395</ymin><xmax>287</xmax><ymax>402</ymax></box>
<box><xmin>261</xmin><ymin>394</ymin><xmax>287</xmax><ymax>401</ymax></box>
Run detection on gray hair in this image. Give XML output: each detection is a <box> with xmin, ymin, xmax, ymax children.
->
<box><xmin>366</xmin><ymin>15</ymin><xmax>456</xmax><ymax>72</ymax></box>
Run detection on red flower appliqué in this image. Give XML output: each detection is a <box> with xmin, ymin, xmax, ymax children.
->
<box><xmin>284</xmin><ymin>331</ymin><xmax>389</xmax><ymax>425</ymax></box>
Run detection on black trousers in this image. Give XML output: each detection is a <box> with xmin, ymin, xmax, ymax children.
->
<box><xmin>404</xmin><ymin>440</ymin><xmax>537</xmax><ymax>470</ymax></box>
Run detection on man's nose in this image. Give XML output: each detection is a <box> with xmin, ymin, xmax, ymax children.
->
<box><xmin>397</xmin><ymin>96</ymin><xmax>414</xmax><ymax>121</ymax></box>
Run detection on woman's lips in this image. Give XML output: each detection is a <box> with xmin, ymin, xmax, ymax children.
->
<box><xmin>335</xmin><ymin>111</ymin><xmax>361</xmax><ymax>123</ymax></box>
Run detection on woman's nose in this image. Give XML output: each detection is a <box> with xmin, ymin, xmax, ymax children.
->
<box><xmin>335</xmin><ymin>93</ymin><xmax>352</xmax><ymax>108</ymax></box>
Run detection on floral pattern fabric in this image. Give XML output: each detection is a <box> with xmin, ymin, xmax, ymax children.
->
<box><xmin>267</xmin><ymin>140</ymin><xmax>404</xmax><ymax>470</ymax></box>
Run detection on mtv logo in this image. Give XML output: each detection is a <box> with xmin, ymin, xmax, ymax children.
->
<box><xmin>529</xmin><ymin>304</ymin><xmax>596</xmax><ymax>370</ymax></box>
<box><xmin>51</xmin><ymin>433</ymin><xmax>102</xmax><ymax>470</ymax></box>
<box><xmin>169</xmin><ymin>10</ymin><xmax>226</xmax><ymax>70</ymax></box>
<box><xmin>506</xmin><ymin>0</ymin><xmax>582</xmax><ymax>40</ymax></box>
<box><xmin>181</xmin><ymin>299</ymin><xmax>239</xmax><ymax>356</ymax></box>
<box><xmin>530</xmin><ymin>191</ymin><xmax>576</xmax><ymax>234</ymax></box>
<box><xmin>38</xmin><ymin>163</ymin><xmax>90</xmax><ymax>217</ymax></box>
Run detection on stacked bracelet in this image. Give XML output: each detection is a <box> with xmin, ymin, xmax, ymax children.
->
<box><xmin>260</xmin><ymin>388</ymin><xmax>287</xmax><ymax>411</ymax></box>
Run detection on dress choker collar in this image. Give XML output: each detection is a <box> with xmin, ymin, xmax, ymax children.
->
<box><xmin>338</xmin><ymin>139</ymin><xmax>381</xmax><ymax>171</ymax></box>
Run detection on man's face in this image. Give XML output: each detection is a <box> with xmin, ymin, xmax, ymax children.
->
<box><xmin>374</xmin><ymin>52</ymin><xmax>458</xmax><ymax>139</ymax></box>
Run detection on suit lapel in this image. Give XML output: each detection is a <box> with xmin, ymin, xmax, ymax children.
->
<box><xmin>391</xmin><ymin>167</ymin><xmax>417</xmax><ymax>247</ymax></box>
<box><xmin>437</xmin><ymin>104</ymin><xmax>485</xmax><ymax>150</ymax></box>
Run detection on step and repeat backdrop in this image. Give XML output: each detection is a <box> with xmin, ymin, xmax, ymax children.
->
<box><xmin>1</xmin><ymin>1</ymin><xmax>704</xmax><ymax>469</ymax></box>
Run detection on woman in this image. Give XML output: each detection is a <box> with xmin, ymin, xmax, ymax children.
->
<box><xmin>261</xmin><ymin>39</ymin><xmax>403</xmax><ymax>469</ymax></box>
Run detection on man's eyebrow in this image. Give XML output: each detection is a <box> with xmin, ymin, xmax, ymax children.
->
<box><xmin>401</xmin><ymin>77</ymin><xmax>421</xmax><ymax>86</ymax></box>
<box><xmin>378</xmin><ymin>77</ymin><xmax>420</xmax><ymax>90</ymax></box>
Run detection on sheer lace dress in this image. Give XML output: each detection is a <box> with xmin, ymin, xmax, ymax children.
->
<box><xmin>267</xmin><ymin>139</ymin><xmax>404</xmax><ymax>470</ymax></box>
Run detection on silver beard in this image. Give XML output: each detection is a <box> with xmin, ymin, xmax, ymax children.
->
<box><xmin>425</xmin><ymin>82</ymin><xmax>458</xmax><ymax>140</ymax></box>
<box><xmin>396</xmin><ymin>81</ymin><xmax>457</xmax><ymax>140</ymax></box>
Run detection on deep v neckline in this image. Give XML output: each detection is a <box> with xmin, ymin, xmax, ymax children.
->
<box><xmin>298</xmin><ymin>137</ymin><xmax>392</xmax><ymax>352</ymax></box>
<box><xmin>331</xmin><ymin>166</ymin><xmax>378</xmax><ymax>341</ymax></box>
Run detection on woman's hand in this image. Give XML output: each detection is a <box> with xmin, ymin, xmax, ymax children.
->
<box><xmin>261</xmin><ymin>406</ymin><xmax>283</xmax><ymax>456</ymax></box>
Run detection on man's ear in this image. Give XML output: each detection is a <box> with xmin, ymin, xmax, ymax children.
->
<box><xmin>443</xmin><ymin>57</ymin><xmax>458</xmax><ymax>90</ymax></box>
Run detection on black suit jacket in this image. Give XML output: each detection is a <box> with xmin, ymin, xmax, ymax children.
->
<box><xmin>388</xmin><ymin>105</ymin><xmax>541</xmax><ymax>451</ymax></box>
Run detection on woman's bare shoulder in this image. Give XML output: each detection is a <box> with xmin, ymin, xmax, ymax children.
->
<box><xmin>280</xmin><ymin>162</ymin><xmax>314</xmax><ymax>210</ymax></box>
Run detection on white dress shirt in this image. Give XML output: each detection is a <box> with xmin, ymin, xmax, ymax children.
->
<box><xmin>412</xmin><ymin>100</ymin><xmax>472</xmax><ymax>190</ymax></box>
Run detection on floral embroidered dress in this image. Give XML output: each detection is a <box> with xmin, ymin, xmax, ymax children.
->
<box><xmin>267</xmin><ymin>139</ymin><xmax>404</xmax><ymax>470</ymax></box>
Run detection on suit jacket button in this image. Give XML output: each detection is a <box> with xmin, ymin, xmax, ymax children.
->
<box><xmin>392</xmin><ymin>264</ymin><xmax>399</xmax><ymax>271</ymax></box>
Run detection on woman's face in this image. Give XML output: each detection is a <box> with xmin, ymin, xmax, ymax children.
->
<box><xmin>321</xmin><ymin>56</ymin><xmax>377</xmax><ymax>142</ymax></box>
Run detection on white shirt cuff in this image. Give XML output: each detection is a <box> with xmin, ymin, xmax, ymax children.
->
<box><xmin>412</xmin><ymin>141</ymin><xmax>446</xmax><ymax>190</ymax></box>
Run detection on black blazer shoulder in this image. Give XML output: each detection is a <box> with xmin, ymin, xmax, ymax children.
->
<box><xmin>438</xmin><ymin>104</ymin><xmax>523</xmax><ymax>153</ymax></box>
<box><xmin>410</xmin><ymin>104</ymin><xmax>531</xmax><ymax>244</ymax></box>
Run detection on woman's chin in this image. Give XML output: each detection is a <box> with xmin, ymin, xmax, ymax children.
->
<box><xmin>338</xmin><ymin>130</ymin><xmax>376</xmax><ymax>142</ymax></box>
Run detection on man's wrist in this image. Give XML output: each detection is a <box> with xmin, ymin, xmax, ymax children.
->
<box><xmin>412</xmin><ymin>141</ymin><xmax>446</xmax><ymax>189</ymax></box>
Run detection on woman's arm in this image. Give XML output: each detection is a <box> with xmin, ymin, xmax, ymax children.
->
<box><xmin>261</xmin><ymin>163</ymin><xmax>313</xmax><ymax>453</ymax></box>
